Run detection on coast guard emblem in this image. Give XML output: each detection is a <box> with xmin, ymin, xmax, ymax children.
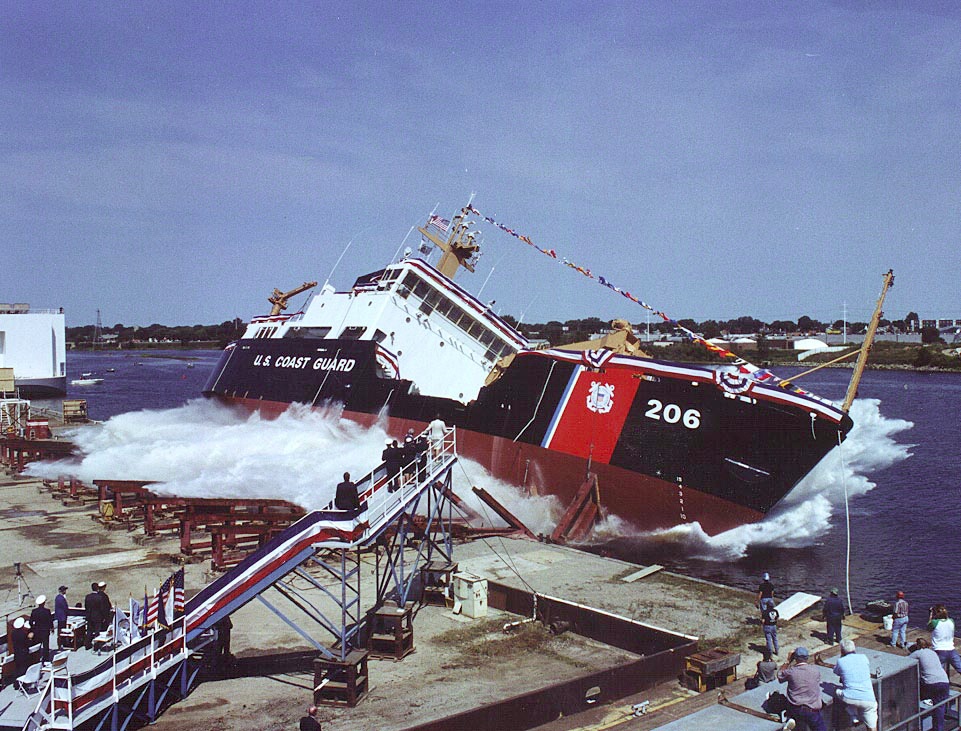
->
<box><xmin>586</xmin><ymin>382</ymin><xmax>615</xmax><ymax>414</ymax></box>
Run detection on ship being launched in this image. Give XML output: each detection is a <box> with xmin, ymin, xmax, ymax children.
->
<box><xmin>204</xmin><ymin>207</ymin><xmax>855</xmax><ymax>536</ymax></box>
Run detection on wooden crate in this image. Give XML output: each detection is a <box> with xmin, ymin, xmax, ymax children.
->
<box><xmin>683</xmin><ymin>648</ymin><xmax>740</xmax><ymax>692</ymax></box>
<box><xmin>367</xmin><ymin>603</ymin><xmax>414</xmax><ymax>660</ymax></box>
<box><xmin>314</xmin><ymin>650</ymin><xmax>369</xmax><ymax>707</ymax></box>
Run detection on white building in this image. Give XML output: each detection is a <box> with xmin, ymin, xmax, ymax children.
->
<box><xmin>0</xmin><ymin>304</ymin><xmax>67</xmax><ymax>396</ymax></box>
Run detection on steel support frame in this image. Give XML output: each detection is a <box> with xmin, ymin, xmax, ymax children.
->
<box><xmin>89</xmin><ymin>652</ymin><xmax>203</xmax><ymax>731</ymax></box>
<box><xmin>251</xmin><ymin>544</ymin><xmax>365</xmax><ymax>662</ymax></box>
<box><xmin>374</xmin><ymin>468</ymin><xmax>455</xmax><ymax>610</ymax></box>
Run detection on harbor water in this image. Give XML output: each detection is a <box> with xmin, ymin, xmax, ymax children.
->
<box><xmin>32</xmin><ymin>350</ymin><xmax>961</xmax><ymax>627</ymax></box>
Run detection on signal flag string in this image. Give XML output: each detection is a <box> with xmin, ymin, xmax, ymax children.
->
<box><xmin>465</xmin><ymin>204</ymin><xmax>807</xmax><ymax>392</ymax></box>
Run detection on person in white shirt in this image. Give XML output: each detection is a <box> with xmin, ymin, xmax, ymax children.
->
<box><xmin>928</xmin><ymin>604</ymin><xmax>961</xmax><ymax>676</ymax></box>
<box><xmin>428</xmin><ymin>415</ymin><xmax>447</xmax><ymax>457</ymax></box>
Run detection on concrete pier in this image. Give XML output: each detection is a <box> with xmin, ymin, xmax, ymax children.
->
<box><xmin>0</xmin><ymin>469</ymin><xmax>937</xmax><ymax>731</ymax></box>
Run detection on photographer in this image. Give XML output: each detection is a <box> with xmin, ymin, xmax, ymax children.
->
<box><xmin>928</xmin><ymin>604</ymin><xmax>961</xmax><ymax>676</ymax></box>
<box><xmin>777</xmin><ymin>646</ymin><xmax>826</xmax><ymax>731</ymax></box>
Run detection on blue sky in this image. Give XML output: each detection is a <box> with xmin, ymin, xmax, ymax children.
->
<box><xmin>3</xmin><ymin>2</ymin><xmax>958</xmax><ymax>328</ymax></box>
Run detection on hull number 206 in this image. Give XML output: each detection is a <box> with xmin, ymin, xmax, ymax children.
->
<box><xmin>644</xmin><ymin>399</ymin><xmax>701</xmax><ymax>429</ymax></box>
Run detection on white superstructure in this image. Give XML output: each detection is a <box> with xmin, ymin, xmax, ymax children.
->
<box><xmin>0</xmin><ymin>303</ymin><xmax>67</xmax><ymax>396</ymax></box>
<box><xmin>242</xmin><ymin>257</ymin><xmax>528</xmax><ymax>403</ymax></box>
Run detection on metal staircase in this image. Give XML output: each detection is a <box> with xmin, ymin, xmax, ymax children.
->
<box><xmin>16</xmin><ymin>427</ymin><xmax>459</xmax><ymax>731</ymax></box>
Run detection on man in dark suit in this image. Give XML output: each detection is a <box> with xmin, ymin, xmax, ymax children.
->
<box><xmin>54</xmin><ymin>585</ymin><xmax>69</xmax><ymax>649</ymax></box>
<box><xmin>29</xmin><ymin>595</ymin><xmax>54</xmax><ymax>662</ymax></box>
<box><xmin>84</xmin><ymin>582</ymin><xmax>104</xmax><ymax>649</ymax></box>
<box><xmin>334</xmin><ymin>472</ymin><xmax>359</xmax><ymax>511</ymax></box>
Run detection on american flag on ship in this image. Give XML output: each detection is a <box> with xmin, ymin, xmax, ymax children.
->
<box><xmin>428</xmin><ymin>215</ymin><xmax>450</xmax><ymax>234</ymax></box>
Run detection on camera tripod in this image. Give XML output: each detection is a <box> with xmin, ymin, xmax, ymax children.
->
<box><xmin>14</xmin><ymin>562</ymin><xmax>35</xmax><ymax>607</ymax></box>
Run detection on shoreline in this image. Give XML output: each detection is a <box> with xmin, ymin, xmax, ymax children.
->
<box><xmin>66</xmin><ymin>347</ymin><xmax>961</xmax><ymax>374</ymax></box>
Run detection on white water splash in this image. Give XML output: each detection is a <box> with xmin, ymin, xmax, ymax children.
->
<box><xmin>26</xmin><ymin>400</ymin><xmax>561</xmax><ymax>532</ymax></box>
<box><xmin>602</xmin><ymin>398</ymin><xmax>914</xmax><ymax>560</ymax></box>
<box><xmin>26</xmin><ymin>398</ymin><xmax>908</xmax><ymax>557</ymax></box>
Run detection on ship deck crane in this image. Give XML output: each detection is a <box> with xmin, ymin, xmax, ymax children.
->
<box><xmin>268</xmin><ymin>281</ymin><xmax>318</xmax><ymax>316</ymax></box>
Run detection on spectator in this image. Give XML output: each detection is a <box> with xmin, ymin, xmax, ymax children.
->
<box><xmin>54</xmin><ymin>585</ymin><xmax>69</xmax><ymax>649</ymax></box>
<box><xmin>910</xmin><ymin>637</ymin><xmax>950</xmax><ymax>731</ymax></box>
<box><xmin>757</xmin><ymin>572</ymin><xmax>775</xmax><ymax>611</ymax></box>
<box><xmin>29</xmin><ymin>595</ymin><xmax>54</xmax><ymax>662</ymax></box>
<box><xmin>747</xmin><ymin>649</ymin><xmax>778</xmax><ymax>689</ymax></box>
<box><xmin>334</xmin><ymin>472</ymin><xmax>360</xmax><ymax>511</ymax></box>
<box><xmin>10</xmin><ymin>617</ymin><xmax>32</xmax><ymax>679</ymax></box>
<box><xmin>762</xmin><ymin>602</ymin><xmax>780</xmax><ymax>658</ymax></box>
<box><xmin>299</xmin><ymin>705</ymin><xmax>322</xmax><ymax>731</ymax></box>
<box><xmin>833</xmin><ymin>640</ymin><xmax>878</xmax><ymax>731</ymax></box>
<box><xmin>97</xmin><ymin>582</ymin><xmax>112</xmax><ymax>620</ymax></box>
<box><xmin>84</xmin><ymin>582</ymin><xmax>104</xmax><ymax>649</ymax></box>
<box><xmin>777</xmin><ymin>647</ymin><xmax>825</xmax><ymax>731</ymax></box>
<box><xmin>823</xmin><ymin>588</ymin><xmax>845</xmax><ymax>644</ymax></box>
<box><xmin>928</xmin><ymin>604</ymin><xmax>961</xmax><ymax>676</ymax></box>
<box><xmin>384</xmin><ymin>440</ymin><xmax>402</xmax><ymax>492</ymax></box>
<box><xmin>891</xmin><ymin>590</ymin><xmax>909</xmax><ymax>649</ymax></box>
<box><xmin>428</xmin><ymin>414</ymin><xmax>447</xmax><ymax>456</ymax></box>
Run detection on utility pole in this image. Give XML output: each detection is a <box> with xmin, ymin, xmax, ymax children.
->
<box><xmin>842</xmin><ymin>302</ymin><xmax>847</xmax><ymax>345</ymax></box>
<box><xmin>94</xmin><ymin>309</ymin><xmax>104</xmax><ymax>350</ymax></box>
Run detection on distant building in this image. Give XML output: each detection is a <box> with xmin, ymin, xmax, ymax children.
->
<box><xmin>793</xmin><ymin>338</ymin><xmax>828</xmax><ymax>351</ymax></box>
<box><xmin>921</xmin><ymin>318</ymin><xmax>961</xmax><ymax>329</ymax></box>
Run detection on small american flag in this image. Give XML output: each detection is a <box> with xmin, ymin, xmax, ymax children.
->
<box><xmin>173</xmin><ymin>568</ymin><xmax>185</xmax><ymax>615</ymax></box>
<box><xmin>146</xmin><ymin>582</ymin><xmax>163</xmax><ymax>626</ymax></box>
<box><xmin>428</xmin><ymin>215</ymin><xmax>450</xmax><ymax>234</ymax></box>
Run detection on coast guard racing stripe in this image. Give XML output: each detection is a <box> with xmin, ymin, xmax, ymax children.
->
<box><xmin>541</xmin><ymin>364</ymin><xmax>641</xmax><ymax>463</ymax></box>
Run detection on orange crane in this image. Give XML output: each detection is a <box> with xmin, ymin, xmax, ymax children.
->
<box><xmin>268</xmin><ymin>281</ymin><xmax>317</xmax><ymax>316</ymax></box>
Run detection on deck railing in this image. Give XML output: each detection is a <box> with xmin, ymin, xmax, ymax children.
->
<box><xmin>320</xmin><ymin>425</ymin><xmax>457</xmax><ymax>545</ymax></box>
<box><xmin>20</xmin><ymin>616</ymin><xmax>192</xmax><ymax>730</ymax></box>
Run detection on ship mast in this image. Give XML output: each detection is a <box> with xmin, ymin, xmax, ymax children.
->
<box><xmin>417</xmin><ymin>207</ymin><xmax>480</xmax><ymax>279</ymax></box>
<box><xmin>841</xmin><ymin>269</ymin><xmax>894</xmax><ymax>413</ymax></box>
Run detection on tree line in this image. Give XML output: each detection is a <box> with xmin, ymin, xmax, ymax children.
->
<box><xmin>69</xmin><ymin>310</ymin><xmax>947</xmax><ymax>351</ymax></box>
<box><xmin>68</xmin><ymin>319</ymin><xmax>246</xmax><ymax>347</ymax></box>
<box><xmin>504</xmin><ymin>311</ymin><xmax>941</xmax><ymax>345</ymax></box>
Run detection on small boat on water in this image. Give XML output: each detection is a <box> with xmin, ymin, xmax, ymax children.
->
<box><xmin>71</xmin><ymin>376</ymin><xmax>104</xmax><ymax>386</ymax></box>
<box><xmin>203</xmin><ymin>204</ymin><xmax>892</xmax><ymax>536</ymax></box>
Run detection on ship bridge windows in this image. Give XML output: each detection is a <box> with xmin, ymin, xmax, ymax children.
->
<box><xmin>484</xmin><ymin>341</ymin><xmax>512</xmax><ymax>362</ymax></box>
<box><xmin>285</xmin><ymin>326</ymin><xmax>331</xmax><ymax>339</ymax></box>
<box><xmin>254</xmin><ymin>326</ymin><xmax>278</xmax><ymax>339</ymax></box>
<box><xmin>418</xmin><ymin>288</ymin><xmax>441</xmax><ymax>316</ymax></box>
<box><xmin>395</xmin><ymin>268</ymin><xmax>517</xmax><ymax>363</ymax></box>
<box><xmin>339</xmin><ymin>326</ymin><xmax>367</xmax><ymax>340</ymax></box>
<box><xmin>413</xmin><ymin>280</ymin><xmax>431</xmax><ymax>300</ymax></box>
<box><xmin>396</xmin><ymin>272</ymin><xmax>417</xmax><ymax>299</ymax></box>
<box><xmin>378</xmin><ymin>269</ymin><xmax>402</xmax><ymax>289</ymax></box>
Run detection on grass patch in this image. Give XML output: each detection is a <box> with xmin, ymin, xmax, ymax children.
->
<box><xmin>435</xmin><ymin>620</ymin><xmax>577</xmax><ymax>670</ymax></box>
